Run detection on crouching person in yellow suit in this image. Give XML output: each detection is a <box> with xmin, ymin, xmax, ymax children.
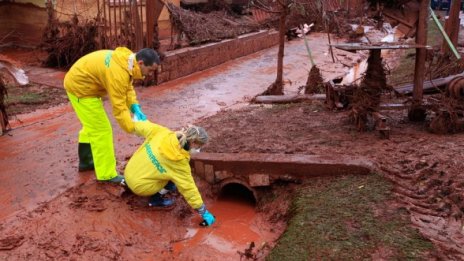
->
<box><xmin>124</xmin><ymin>121</ymin><xmax>216</xmax><ymax>226</ymax></box>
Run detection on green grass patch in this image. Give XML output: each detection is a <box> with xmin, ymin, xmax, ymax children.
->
<box><xmin>6</xmin><ymin>92</ymin><xmax>47</xmax><ymax>105</ymax></box>
<box><xmin>266</xmin><ymin>174</ymin><xmax>433</xmax><ymax>260</ymax></box>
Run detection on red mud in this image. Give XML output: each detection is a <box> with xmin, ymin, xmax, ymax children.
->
<box><xmin>172</xmin><ymin>198</ymin><xmax>280</xmax><ymax>260</ymax></box>
<box><xmin>4</xmin><ymin>30</ymin><xmax>460</xmax><ymax>259</ymax></box>
<box><xmin>198</xmin><ymin>103</ymin><xmax>464</xmax><ymax>260</ymax></box>
<box><xmin>0</xmin><ymin>178</ymin><xmax>283</xmax><ymax>260</ymax></box>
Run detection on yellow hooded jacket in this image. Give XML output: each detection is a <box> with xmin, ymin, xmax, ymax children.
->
<box><xmin>124</xmin><ymin>121</ymin><xmax>204</xmax><ymax>209</ymax></box>
<box><xmin>64</xmin><ymin>47</ymin><xmax>143</xmax><ymax>133</ymax></box>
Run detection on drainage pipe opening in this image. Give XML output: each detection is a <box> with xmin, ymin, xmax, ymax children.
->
<box><xmin>219</xmin><ymin>182</ymin><xmax>257</xmax><ymax>206</ymax></box>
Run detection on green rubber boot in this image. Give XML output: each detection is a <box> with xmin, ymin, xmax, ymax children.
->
<box><xmin>78</xmin><ymin>143</ymin><xmax>94</xmax><ymax>172</ymax></box>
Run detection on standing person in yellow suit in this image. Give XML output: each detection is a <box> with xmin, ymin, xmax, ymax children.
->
<box><xmin>124</xmin><ymin>121</ymin><xmax>216</xmax><ymax>226</ymax></box>
<box><xmin>64</xmin><ymin>47</ymin><xmax>160</xmax><ymax>183</ymax></box>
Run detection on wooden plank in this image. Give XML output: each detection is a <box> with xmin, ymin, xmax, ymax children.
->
<box><xmin>253</xmin><ymin>94</ymin><xmax>326</xmax><ymax>104</ymax></box>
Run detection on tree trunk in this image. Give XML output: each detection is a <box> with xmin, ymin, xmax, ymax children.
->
<box><xmin>263</xmin><ymin>7</ymin><xmax>287</xmax><ymax>95</ymax></box>
<box><xmin>276</xmin><ymin>8</ymin><xmax>286</xmax><ymax>87</ymax></box>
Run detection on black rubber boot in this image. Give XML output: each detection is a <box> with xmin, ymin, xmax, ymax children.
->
<box><xmin>78</xmin><ymin>143</ymin><xmax>94</xmax><ymax>172</ymax></box>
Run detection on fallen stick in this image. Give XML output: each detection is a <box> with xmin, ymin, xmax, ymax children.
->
<box><xmin>253</xmin><ymin>94</ymin><xmax>326</xmax><ymax>104</ymax></box>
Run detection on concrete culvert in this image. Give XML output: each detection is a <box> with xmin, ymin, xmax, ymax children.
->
<box><xmin>219</xmin><ymin>182</ymin><xmax>257</xmax><ymax>206</ymax></box>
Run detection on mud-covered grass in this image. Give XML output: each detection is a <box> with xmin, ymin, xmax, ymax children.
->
<box><xmin>5</xmin><ymin>83</ymin><xmax>67</xmax><ymax>116</ymax></box>
<box><xmin>387</xmin><ymin>19</ymin><xmax>442</xmax><ymax>87</ymax></box>
<box><xmin>267</xmin><ymin>174</ymin><xmax>434</xmax><ymax>260</ymax></box>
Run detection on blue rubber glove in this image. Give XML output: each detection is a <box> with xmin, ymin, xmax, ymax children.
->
<box><xmin>197</xmin><ymin>204</ymin><xmax>216</xmax><ymax>227</ymax></box>
<box><xmin>130</xmin><ymin>104</ymin><xmax>147</xmax><ymax>121</ymax></box>
<box><xmin>201</xmin><ymin>210</ymin><xmax>216</xmax><ymax>226</ymax></box>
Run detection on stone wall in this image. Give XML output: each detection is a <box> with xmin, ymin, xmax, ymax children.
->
<box><xmin>157</xmin><ymin>30</ymin><xmax>279</xmax><ymax>83</ymax></box>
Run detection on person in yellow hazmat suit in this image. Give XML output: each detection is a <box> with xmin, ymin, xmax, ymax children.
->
<box><xmin>124</xmin><ymin>121</ymin><xmax>216</xmax><ymax>226</ymax></box>
<box><xmin>64</xmin><ymin>47</ymin><xmax>160</xmax><ymax>183</ymax></box>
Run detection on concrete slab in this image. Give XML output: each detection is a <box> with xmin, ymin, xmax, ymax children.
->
<box><xmin>191</xmin><ymin>153</ymin><xmax>374</xmax><ymax>182</ymax></box>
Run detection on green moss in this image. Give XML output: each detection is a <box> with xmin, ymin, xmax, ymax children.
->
<box><xmin>266</xmin><ymin>174</ymin><xmax>433</xmax><ymax>261</ymax></box>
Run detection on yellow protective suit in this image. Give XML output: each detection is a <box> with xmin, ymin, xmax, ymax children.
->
<box><xmin>124</xmin><ymin>121</ymin><xmax>204</xmax><ymax>210</ymax></box>
<box><xmin>64</xmin><ymin>47</ymin><xmax>143</xmax><ymax>180</ymax></box>
<box><xmin>64</xmin><ymin>47</ymin><xmax>143</xmax><ymax>133</ymax></box>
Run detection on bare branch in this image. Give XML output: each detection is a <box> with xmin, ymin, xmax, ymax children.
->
<box><xmin>251</xmin><ymin>0</ymin><xmax>281</xmax><ymax>14</ymax></box>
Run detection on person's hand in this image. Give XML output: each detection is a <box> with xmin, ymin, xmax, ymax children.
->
<box><xmin>200</xmin><ymin>210</ymin><xmax>216</xmax><ymax>226</ymax></box>
<box><xmin>197</xmin><ymin>204</ymin><xmax>216</xmax><ymax>227</ymax></box>
<box><xmin>130</xmin><ymin>104</ymin><xmax>147</xmax><ymax>121</ymax></box>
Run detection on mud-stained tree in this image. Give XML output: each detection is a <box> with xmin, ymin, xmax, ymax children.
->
<box><xmin>253</xmin><ymin>0</ymin><xmax>293</xmax><ymax>95</ymax></box>
<box><xmin>253</xmin><ymin>0</ymin><xmax>323</xmax><ymax>95</ymax></box>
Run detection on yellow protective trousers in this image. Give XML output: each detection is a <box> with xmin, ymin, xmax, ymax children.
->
<box><xmin>67</xmin><ymin>92</ymin><xmax>118</xmax><ymax>181</ymax></box>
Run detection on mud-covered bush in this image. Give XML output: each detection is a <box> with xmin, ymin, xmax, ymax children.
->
<box><xmin>41</xmin><ymin>7</ymin><xmax>98</xmax><ymax>68</ymax></box>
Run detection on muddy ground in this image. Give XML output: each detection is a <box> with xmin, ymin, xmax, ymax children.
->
<box><xmin>198</xmin><ymin>101</ymin><xmax>464</xmax><ymax>259</ymax></box>
<box><xmin>1</xmin><ymin>25</ymin><xmax>464</xmax><ymax>259</ymax></box>
<box><xmin>3</xmin><ymin>79</ymin><xmax>464</xmax><ymax>259</ymax></box>
<box><xmin>2</xmin><ymin>91</ymin><xmax>463</xmax><ymax>259</ymax></box>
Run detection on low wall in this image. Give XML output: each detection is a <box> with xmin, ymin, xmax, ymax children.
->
<box><xmin>158</xmin><ymin>30</ymin><xmax>279</xmax><ymax>83</ymax></box>
<box><xmin>191</xmin><ymin>152</ymin><xmax>374</xmax><ymax>187</ymax></box>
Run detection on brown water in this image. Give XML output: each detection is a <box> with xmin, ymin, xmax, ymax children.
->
<box><xmin>173</xmin><ymin>198</ymin><xmax>278</xmax><ymax>260</ymax></box>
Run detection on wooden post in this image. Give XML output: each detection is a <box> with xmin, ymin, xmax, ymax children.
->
<box><xmin>276</xmin><ymin>7</ymin><xmax>286</xmax><ymax>88</ymax></box>
<box><xmin>442</xmin><ymin>0</ymin><xmax>461</xmax><ymax>54</ymax></box>
<box><xmin>146</xmin><ymin>0</ymin><xmax>155</xmax><ymax>48</ymax></box>
<box><xmin>131</xmin><ymin>0</ymin><xmax>143</xmax><ymax>50</ymax></box>
<box><xmin>410</xmin><ymin>0</ymin><xmax>430</xmax><ymax>121</ymax></box>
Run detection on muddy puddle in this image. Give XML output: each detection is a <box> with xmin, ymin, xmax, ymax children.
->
<box><xmin>173</xmin><ymin>184</ymin><xmax>279</xmax><ymax>260</ymax></box>
<box><xmin>0</xmin><ymin>180</ymin><xmax>284</xmax><ymax>260</ymax></box>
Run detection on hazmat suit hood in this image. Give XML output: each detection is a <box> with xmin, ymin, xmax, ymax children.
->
<box><xmin>112</xmin><ymin>47</ymin><xmax>144</xmax><ymax>80</ymax></box>
<box><xmin>158</xmin><ymin>132</ymin><xmax>190</xmax><ymax>162</ymax></box>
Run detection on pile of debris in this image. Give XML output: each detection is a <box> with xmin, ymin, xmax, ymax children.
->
<box><xmin>166</xmin><ymin>3</ymin><xmax>260</xmax><ymax>46</ymax></box>
<box><xmin>41</xmin><ymin>8</ymin><xmax>99</xmax><ymax>68</ymax></box>
<box><xmin>428</xmin><ymin>52</ymin><xmax>464</xmax><ymax>80</ymax></box>
<box><xmin>428</xmin><ymin>76</ymin><xmax>464</xmax><ymax>134</ymax></box>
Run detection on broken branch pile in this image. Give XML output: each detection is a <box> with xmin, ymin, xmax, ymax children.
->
<box><xmin>166</xmin><ymin>3</ymin><xmax>259</xmax><ymax>45</ymax></box>
<box><xmin>41</xmin><ymin>12</ymin><xmax>99</xmax><ymax>68</ymax></box>
<box><xmin>429</xmin><ymin>76</ymin><xmax>464</xmax><ymax>134</ymax></box>
<box><xmin>428</xmin><ymin>52</ymin><xmax>464</xmax><ymax>80</ymax></box>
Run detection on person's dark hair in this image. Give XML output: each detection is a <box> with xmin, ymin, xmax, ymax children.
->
<box><xmin>136</xmin><ymin>48</ymin><xmax>160</xmax><ymax>66</ymax></box>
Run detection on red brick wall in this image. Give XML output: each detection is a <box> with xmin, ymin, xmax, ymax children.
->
<box><xmin>158</xmin><ymin>30</ymin><xmax>279</xmax><ymax>83</ymax></box>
